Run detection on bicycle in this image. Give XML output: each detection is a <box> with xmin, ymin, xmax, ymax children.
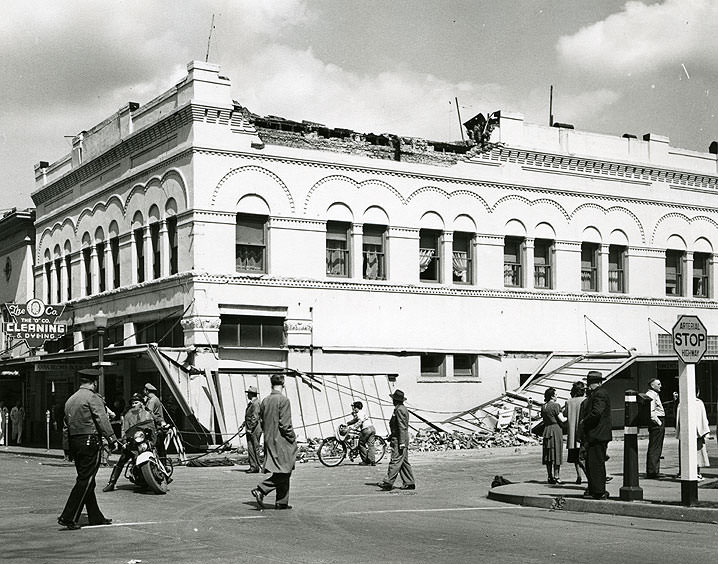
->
<box><xmin>317</xmin><ymin>425</ymin><xmax>387</xmax><ymax>467</ymax></box>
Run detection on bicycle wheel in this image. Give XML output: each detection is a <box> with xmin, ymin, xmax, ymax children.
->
<box><xmin>317</xmin><ymin>438</ymin><xmax>347</xmax><ymax>467</ymax></box>
<box><xmin>373</xmin><ymin>436</ymin><xmax>387</xmax><ymax>463</ymax></box>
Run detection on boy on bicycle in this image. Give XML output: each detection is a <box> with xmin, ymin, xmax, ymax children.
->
<box><xmin>345</xmin><ymin>401</ymin><xmax>376</xmax><ymax>465</ymax></box>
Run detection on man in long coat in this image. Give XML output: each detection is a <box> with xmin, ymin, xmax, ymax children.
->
<box><xmin>242</xmin><ymin>386</ymin><xmax>262</xmax><ymax>473</ymax></box>
<box><xmin>250</xmin><ymin>374</ymin><xmax>298</xmax><ymax>509</ymax></box>
<box><xmin>579</xmin><ymin>370</ymin><xmax>612</xmax><ymax>499</ymax></box>
<box><xmin>378</xmin><ymin>389</ymin><xmax>415</xmax><ymax>491</ymax></box>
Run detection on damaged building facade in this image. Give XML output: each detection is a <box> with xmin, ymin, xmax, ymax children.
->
<box><xmin>7</xmin><ymin>60</ymin><xmax>718</xmax><ymax>446</ymax></box>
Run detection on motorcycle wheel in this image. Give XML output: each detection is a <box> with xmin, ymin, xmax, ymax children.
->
<box><xmin>373</xmin><ymin>436</ymin><xmax>387</xmax><ymax>463</ymax></box>
<box><xmin>317</xmin><ymin>438</ymin><xmax>347</xmax><ymax>467</ymax></box>
<box><xmin>140</xmin><ymin>460</ymin><xmax>169</xmax><ymax>494</ymax></box>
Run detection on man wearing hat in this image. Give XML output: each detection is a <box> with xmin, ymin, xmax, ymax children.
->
<box><xmin>103</xmin><ymin>393</ymin><xmax>154</xmax><ymax>492</ymax></box>
<box><xmin>240</xmin><ymin>386</ymin><xmax>262</xmax><ymax>473</ymax></box>
<box><xmin>250</xmin><ymin>374</ymin><xmax>298</xmax><ymax>509</ymax></box>
<box><xmin>58</xmin><ymin>369</ymin><xmax>119</xmax><ymax>529</ymax></box>
<box><xmin>578</xmin><ymin>370</ymin><xmax>612</xmax><ymax>499</ymax></box>
<box><xmin>143</xmin><ymin>382</ymin><xmax>168</xmax><ymax>463</ymax></box>
<box><xmin>378</xmin><ymin>390</ymin><xmax>415</xmax><ymax>491</ymax></box>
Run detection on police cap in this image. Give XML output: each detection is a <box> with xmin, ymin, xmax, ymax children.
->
<box><xmin>78</xmin><ymin>368</ymin><xmax>100</xmax><ymax>382</ymax></box>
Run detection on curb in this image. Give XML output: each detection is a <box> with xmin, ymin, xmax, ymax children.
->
<box><xmin>488</xmin><ymin>484</ymin><xmax>718</xmax><ymax>524</ymax></box>
<box><xmin>0</xmin><ymin>448</ymin><xmax>65</xmax><ymax>460</ymax></box>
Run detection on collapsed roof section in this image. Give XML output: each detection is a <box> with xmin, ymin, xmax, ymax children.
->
<box><xmin>238</xmin><ymin>102</ymin><xmax>478</xmax><ymax>167</ymax></box>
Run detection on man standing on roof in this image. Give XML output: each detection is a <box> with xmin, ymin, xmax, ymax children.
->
<box><xmin>144</xmin><ymin>383</ymin><xmax>168</xmax><ymax>464</ymax></box>
<box><xmin>645</xmin><ymin>377</ymin><xmax>665</xmax><ymax>479</ymax></box>
<box><xmin>377</xmin><ymin>390</ymin><xmax>415</xmax><ymax>491</ymax></box>
<box><xmin>241</xmin><ymin>386</ymin><xmax>262</xmax><ymax>473</ymax></box>
<box><xmin>58</xmin><ymin>369</ymin><xmax>119</xmax><ymax>529</ymax></box>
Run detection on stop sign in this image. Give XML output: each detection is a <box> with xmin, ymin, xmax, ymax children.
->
<box><xmin>672</xmin><ymin>315</ymin><xmax>707</xmax><ymax>364</ymax></box>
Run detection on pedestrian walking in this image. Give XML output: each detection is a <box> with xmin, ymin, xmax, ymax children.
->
<box><xmin>579</xmin><ymin>370</ymin><xmax>611</xmax><ymax>500</ymax></box>
<box><xmin>541</xmin><ymin>387</ymin><xmax>566</xmax><ymax>484</ymax></box>
<box><xmin>564</xmin><ymin>381</ymin><xmax>587</xmax><ymax>485</ymax></box>
<box><xmin>645</xmin><ymin>377</ymin><xmax>665</xmax><ymax>478</ymax></box>
<box><xmin>377</xmin><ymin>389</ymin><xmax>415</xmax><ymax>491</ymax></box>
<box><xmin>241</xmin><ymin>386</ymin><xmax>262</xmax><ymax>473</ymax></box>
<box><xmin>345</xmin><ymin>400</ymin><xmax>376</xmax><ymax>465</ymax></box>
<box><xmin>58</xmin><ymin>369</ymin><xmax>119</xmax><ymax>530</ymax></box>
<box><xmin>250</xmin><ymin>374</ymin><xmax>298</xmax><ymax>510</ymax></box>
<box><xmin>675</xmin><ymin>389</ymin><xmax>711</xmax><ymax>480</ymax></box>
<box><xmin>10</xmin><ymin>400</ymin><xmax>24</xmax><ymax>445</ymax></box>
<box><xmin>0</xmin><ymin>401</ymin><xmax>7</xmax><ymax>446</ymax></box>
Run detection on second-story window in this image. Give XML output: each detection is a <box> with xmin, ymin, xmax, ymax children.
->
<box><xmin>608</xmin><ymin>245</ymin><xmax>626</xmax><ymax>293</ymax></box>
<box><xmin>419</xmin><ymin>229</ymin><xmax>441</xmax><ymax>282</ymax></box>
<box><xmin>44</xmin><ymin>261</ymin><xmax>52</xmax><ymax>303</ymax></box>
<box><xmin>134</xmin><ymin>227</ymin><xmax>145</xmax><ymax>283</ymax></box>
<box><xmin>581</xmin><ymin>242</ymin><xmax>599</xmax><ymax>292</ymax></box>
<box><xmin>453</xmin><ymin>232</ymin><xmax>473</xmax><ymax>284</ymax></box>
<box><xmin>326</xmin><ymin>221</ymin><xmax>350</xmax><ymax>277</ymax></box>
<box><xmin>65</xmin><ymin>255</ymin><xmax>72</xmax><ymax>299</ymax></box>
<box><xmin>236</xmin><ymin>214</ymin><xmax>267</xmax><ymax>273</ymax></box>
<box><xmin>693</xmin><ymin>252</ymin><xmax>709</xmax><ymax>298</ymax></box>
<box><xmin>97</xmin><ymin>241</ymin><xmax>106</xmax><ymax>292</ymax></box>
<box><xmin>534</xmin><ymin>239</ymin><xmax>553</xmax><ymax>289</ymax></box>
<box><xmin>363</xmin><ymin>224</ymin><xmax>386</xmax><ymax>280</ymax></box>
<box><xmin>150</xmin><ymin>222</ymin><xmax>161</xmax><ymax>279</ymax></box>
<box><xmin>504</xmin><ymin>236</ymin><xmax>523</xmax><ymax>287</ymax></box>
<box><xmin>665</xmin><ymin>250</ymin><xmax>684</xmax><ymax>296</ymax></box>
<box><xmin>110</xmin><ymin>236</ymin><xmax>120</xmax><ymax>289</ymax></box>
<box><xmin>82</xmin><ymin>247</ymin><xmax>92</xmax><ymax>296</ymax></box>
<box><xmin>54</xmin><ymin>258</ymin><xmax>62</xmax><ymax>302</ymax></box>
<box><xmin>168</xmin><ymin>216</ymin><xmax>178</xmax><ymax>275</ymax></box>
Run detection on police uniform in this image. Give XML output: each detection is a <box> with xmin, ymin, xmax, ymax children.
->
<box><xmin>58</xmin><ymin>369</ymin><xmax>118</xmax><ymax>529</ymax></box>
<box><xmin>144</xmin><ymin>383</ymin><xmax>167</xmax><ymax>462</ymax></box>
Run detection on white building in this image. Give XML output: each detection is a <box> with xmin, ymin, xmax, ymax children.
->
<box><xmin>16</xmin><ymin>60</ymin><xmax>718</xmax><ymax>444</ymax></box>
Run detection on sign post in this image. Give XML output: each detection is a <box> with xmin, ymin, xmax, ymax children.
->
<box><xmin>672</xmin><ymin>314</ymin><xmax>706</xmax><ymax>506</ymax></box>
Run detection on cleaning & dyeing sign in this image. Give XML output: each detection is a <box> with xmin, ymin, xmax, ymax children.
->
<box><xmin>3</xmin><ymin>299</ymin><xmax>67</xmax><ymax>348</ymax></box>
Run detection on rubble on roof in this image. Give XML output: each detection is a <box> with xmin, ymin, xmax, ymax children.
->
<box><xmin>239</xmin><ymin>104</ymin><xmax>476</xmax><ymax>166</ymax></box>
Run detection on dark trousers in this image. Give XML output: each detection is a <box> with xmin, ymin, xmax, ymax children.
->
<box><xmin>107</xmin><ymin>446</ymin><xmax>131</xmax><ymax>485</ymax></box>
<box><xmin>585</xmin><ymin>441</ymin><xmax>608</xmax><ymax>498</ymax></box>
<box><xmin>257</xmin><ymin>472</ymin><xmax>291</xmax><ymax>506</ymax></box>
<box><xmin>646</xmin><ymin>419</ymin><xmax>665</xmax><ymax>475</ymax></box>
<box><xmin>59</xmin><ymin>435</ymin><xmax>107</xmax><ymax>524</ymax></box>
<box><xmin>382</xmin><ymin>439</ymin><xmax>415</xmax><ymax>487</ymax></box>
<box><xmin>359</xmin><ymin>426</ymin><xmax>376</xmax><ymax>464</ymax></box>
<box><xmin>246</xmin><ymin>429</ymin><xmax>262</xmax><ymax>471</ymax></box>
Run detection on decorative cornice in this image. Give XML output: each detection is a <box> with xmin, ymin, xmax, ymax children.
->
<box><xmin>477</xmin><ymin>147</ymin><xmax>718</xmax><ymax>191</ymax></box>
<box><xmin>283</xmin><ymin>320</ymin><xmax>313</xmax><ymax>333</ymax></box>
<box><xmin>192</xmin><ymin>147</ymin><xmax>718</xmax><ymax>216</ymax></box>
<box><xmin>181</xmin><ymin>315</ymin><xmax>221</xmax><ymax>330</ymax></box>
<box><xmin>33</xmin><ymin>106</ymin><xmax>195</xmax><ymax>205</ymax></box>
<box><xmin>189</xmin><ymin>272</ymin><xmax>718</xmax><ymax>309</ymax></box>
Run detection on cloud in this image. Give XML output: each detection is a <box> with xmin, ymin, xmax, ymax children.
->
<box><xmin>557</xmin><ymin>0</ymin><xmax>718</xmax><ymax>75</ymax></box>
<box><xmin>225</xmin><ymin>44</ymin><xmax>508</xmax><ymax>140</ymax></box>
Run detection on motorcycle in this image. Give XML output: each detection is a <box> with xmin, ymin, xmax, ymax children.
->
<box><xmin>123</xmin><ymin>422</ymin><xmax>173</xmax><ymax>494</ymax></box>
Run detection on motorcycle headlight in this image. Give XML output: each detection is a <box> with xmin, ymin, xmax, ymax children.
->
<box><xmin>133</xmin><ymin>430</ymin><xmax>146</xmax><ymax>443</ymax></box>
<box><xmin>138</xmin><ymin>442</ymin><xmax>149</xmax><ymax>453</ymax></box>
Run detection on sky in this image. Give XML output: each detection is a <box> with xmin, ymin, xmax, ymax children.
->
<box><xmin>1</xmin><ymin>0</ymin><xmax>717</xmax><ymax>210</ymax></box>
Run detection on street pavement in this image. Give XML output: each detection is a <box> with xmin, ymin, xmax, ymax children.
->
<box><xmin>1</xmin><ymin>436</ymin><xmax>717</xmax><ymax>564</ymax></box>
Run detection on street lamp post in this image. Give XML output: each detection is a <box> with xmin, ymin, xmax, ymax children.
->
<box><xmin>94</xmin><ymin>310</ymin><xmax>108</xmax><ymax>397</ymax></box>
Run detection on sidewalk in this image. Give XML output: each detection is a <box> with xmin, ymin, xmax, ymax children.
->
<box><xmin>489</xmin><ymin>436</ymin><xmax>718</xmax><ymax>524</ymax></box>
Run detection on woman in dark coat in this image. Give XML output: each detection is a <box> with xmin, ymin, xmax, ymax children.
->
<box><xmin>541</xmin><ymin>387</ymin><xmax>566</xmax><ymax>484</ymax></box>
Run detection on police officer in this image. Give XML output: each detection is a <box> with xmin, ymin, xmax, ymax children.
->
<box><xmin>58</xmin><ymin>369</ymin><xmax>119</xmax><ymax>530</ymax></box>
<box><xmin>143</xmin><ymin>382</ymin><xmax>168</xmax><ymax>463</ymax></box>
